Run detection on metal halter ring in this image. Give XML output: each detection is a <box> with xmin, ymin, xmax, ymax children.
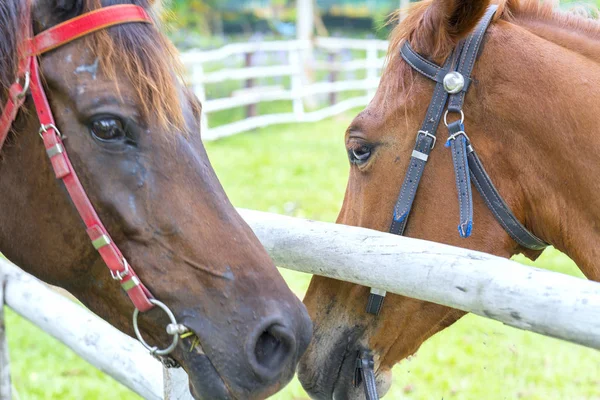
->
<box><xmin>110</xmin><ymin>258</ymin><xmax>130</xmax><ymax>281</ymax></box>
<box><xmin>39</xmin><ymin>124</ymin><xmax>63</xmax><ymax>140</ymax></box>
<box><xmin>15</xmin><ymin>72</ymin><xmax>30</xmax><ymax>99</ymax></box>
<box><xmin>133</xmin><ymin>299</ymin><xmax>188</xmax><ymax>357</ymax></box>
<box><xmin>443</xmin><ymin>109</ymin><xmax>465</xmax><ymax>127</ymax></box>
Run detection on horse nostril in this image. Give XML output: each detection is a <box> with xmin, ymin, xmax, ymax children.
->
<box><xmin>249</xmin><ymin>322</ymin><xmax>296</xmax><ymax>382</ymax></box>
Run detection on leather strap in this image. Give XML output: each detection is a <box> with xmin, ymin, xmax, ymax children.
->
<box><xmin>1</xmin><ymin>5</ymin><xmax>155</xmax><ymax>312</ymax></box>
<box><xmin>354</xmin><ymin>352</ymin><xmax>379</xmax><ymax>400</ymax></box>
<box><xmin>367</xmin><ymin>4</ymin><xmax>547</xmax><ymax>315</ymax></box>
<box><xmin>444</xmin><ymin>4</ymin><xmax>547</xmax><ymax>249</ymax></box>
<box><xmin>0</xmin><ymin>81</ymin><xmax>27</xmax><ymax>149</ymax></box>
<box><xmin>468</xmin><ymin>148</ymin><xmax>547</xmax><ymax>250</ymax></box>
<box><xmin>400</xmin><ymin>43</ymin><xmax>445</xmax><ymax>83</ymax></box>
<box><xmin>366</xmin><ymin>49</ymin><xmax>458</xmax><ymax>315</ymax></box>
<box><xmin>442</xmin><ymin>6</ymin><xmax>498</xmax><ymax>238</ymax></box>
<box><xmin>446</xmin><ymin>120</ymin><xmax>473</xmax><ymax>237</ymax></box>
<box><xmin>29</xmin><ymin>55</ymin><xmax>154</xmax><ymax>311</ymax></box>
<box><xmin>447</xmin><ymin>6</ymin><xmax>498</xmax><ymax>114</ymax></box>
<box><xmin>389</xmin><ymin>52</ymin><xmax>457</xmax><ymax>236</ymax></box>
<box><xmin>23</xmin><ymin>5</ymin><xmax>151</xmax><ymax>57</ymax></box>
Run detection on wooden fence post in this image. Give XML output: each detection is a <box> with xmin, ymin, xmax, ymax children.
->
<box><xmin>0</xmin><ymin>275</ymin><xmax>11</xmax><ymax>400</ymax></box>
<box><xmin>244</xmin><ymin>52</ymin><xmax>257</xmax><ymax>118</ymax></box>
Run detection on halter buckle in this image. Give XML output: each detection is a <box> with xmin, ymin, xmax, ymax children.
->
<box><xmin>110</xmin><ymin>258</ymin><xmax>130</xmax><ymax>281</ymax></box>
<box><xmin>39</xmin><ymin>124</ymin><xmax>63</xmax><ymax>140</ymax></box>
<box><xmin>416</xmin><ymin>130</ymin><xmax>436</xmax><ymax>150</ymax></box>
<box><xmin>446</xmin><ymin>130</ymin><xmax>470</xmax><ymax>144</ymax></box>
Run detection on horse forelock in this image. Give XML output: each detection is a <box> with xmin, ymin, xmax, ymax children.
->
<box><xmin>81</xmin><ymin>0</ymin><xmax>185</xmax><ymax>132</ymax></box>
<box><xmin>0</xmin><ymin>1</ymin><xmax>24</xmax><ymax>104</ymax></box>
<box><xmin>2</xmin><ymin>0</ymin><xmax>184</xmax><ymax>132</ymax></box>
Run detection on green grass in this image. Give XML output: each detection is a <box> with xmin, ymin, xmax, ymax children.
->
<box><xmin>7</xmin><ymin>113</ymin><xmax>600</xmax><ymax>399</ymax></box>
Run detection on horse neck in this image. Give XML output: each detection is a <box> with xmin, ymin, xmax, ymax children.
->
<box><xmin>480</xmin><ymin>21</ymin><xmax>600</xmax><ymax>280</ymax></box>
<box><xmin>0</xmin><ymin>109</ymin><xmax>97</xmax><ymax>289</ymax></box>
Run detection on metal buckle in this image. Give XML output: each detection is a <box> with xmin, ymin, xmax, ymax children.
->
<box><xmin>132</xmin><ymin>298</ymin><xmax>189</xmax><ymax>358</ymax></box>
<box><xmin>443</xmin><ymin>110</ymin><xmax>465</xmax><ymax>127</ymax></box>
<box><xmin>446</xmin><ymin>130</ymin><xmax>470</xmax><ymax>143</ymax></box>
<box><xmin>39</xmin><ymin>124</ymin><xmax>63</xmax><ymax>140</ymax></box>
<box><xmin>416</xmin><ymin>130</ymin><xmax>436</xmax><ymax>150</ymax></box>
<box><xmin>110</xmin><ymin>258</ymin><xmax>130</xmax><ymax>281</ymax></box>
<box><xmin>14</xmin><ymin>72</ymin><xmax>30</xmax><ymax>99</ymax></box>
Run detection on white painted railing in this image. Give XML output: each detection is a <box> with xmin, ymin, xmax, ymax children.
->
<box><xmin>180</xmin><ymin>38</ymin><xmax>389</xmax><ymax>140</ymax></box>
<box><xmin>3</xmin><ymin>211</ymin><xmax>600</xmax><ymax>399</ymax></box>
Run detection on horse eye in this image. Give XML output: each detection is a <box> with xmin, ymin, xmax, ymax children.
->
<box><xmin>90</xmin><ymin>118</ymin><xmax>126</xmax><ymax>142</ymax></box>
<box><xmin>349</xmin><ymin>146</ymin><xmax>372</xmax><ymax>164</ymax></box>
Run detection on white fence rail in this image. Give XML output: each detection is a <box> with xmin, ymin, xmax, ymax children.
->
<box><xmin>181</xmin><ymin>38</ymin><xmax>389</xmax><ymax>140</ymax></box>
<box><xmin>2</xmin><ymin>211</ymin><xmax>600</xmax><ymax>399</ymax></box>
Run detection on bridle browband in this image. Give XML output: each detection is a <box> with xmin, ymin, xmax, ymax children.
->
<box><xmin>356</xmin><ymin>6</ymin><xmax>548</xmax><ymax>399</ymax></box>
<box><xmin>0</xmin><ymin>3</ymin><xmax>187</xmax><ymax>367</ymax></box>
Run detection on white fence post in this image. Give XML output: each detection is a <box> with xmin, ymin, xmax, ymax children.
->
<box><xmin>400</xmin><ymin>0</ymin><xmax>410</xmax><ymax>20</ymax></box>
<box><xmin>0</xmin><ymin>274</ymin><xmax>11</xmax><ymax>400</ymax></box>
<box><xmin>238</xmin><ymin>209</ymin><xmax>600</xmax><ymax>350</ymax></box>
<box><xmin>180</xmin><ymin>38</ymin><xmax>387</xmax><ymax>140</ymax></box>
<box><xmin>366</xmin><ymin>44</ymin><xmax>378</xmax><ymax>99</ymax></box>
<box><xmin>191</xmin><ymin>63</ymin><xmax>210</xmax><ymax>138</ymax></box>
<box><xmin>164</xmin><ymin>368</ymin><xmax>193</xmax><ymax>400</ymax></box>
<box><xmin>289</xmin><ymin>49</ymin><xmax>305</xmax><ymax>121</ymax></box>
<box><xmin>297</xmin><ymin>0</ymin><xmax>315</xmax><ymax>108</ymax></box>
<box><xmin>0</xmin><ymin>258</ymin><xmax>164</xmax><ymax>400</ymax></box>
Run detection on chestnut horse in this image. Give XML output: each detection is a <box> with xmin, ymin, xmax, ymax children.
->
<box><xmin>299</xmin><ymin>0</ymin><xmax>600</xmax><ymax>398</ymax></box>
<box><xmin>0</xmin><ymin>1</ymin><xmax>311</xmax><ymax>399</ymax></box>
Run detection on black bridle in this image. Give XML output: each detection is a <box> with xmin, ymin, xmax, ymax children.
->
<box><xmin>366</xmin><ymin>4</ymin><xmax>547</xmax><ymax>316</ymax></box>
<box><xmin>356</xmin><ymin>5</ymin><xmax>548</xmax><ymax>399</ymax></box>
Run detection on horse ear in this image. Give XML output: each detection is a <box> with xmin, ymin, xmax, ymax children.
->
<box><xmin>433</xmin><ymin>0</ymin><xmax>491</xmax><ymax>41</ymax></box>
<box><xmin>33</xmin><ymin>0</ymin><xmax>84</xmax><ymax>30</ymax></box>
<box><xmin>53</xmin><ymin>0</ymin><xmax>84</xmax><ymax>15</ymax></box>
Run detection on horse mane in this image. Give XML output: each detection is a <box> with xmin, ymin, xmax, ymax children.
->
<box><xmin>0</xmin><ymin>0</ymin><xmax>185</xmax><ymax>131</ymax></box>
<box><xmin>381</xmin><ymin>0</ymin><xmax>600</xmax><ymax>101</ymax></box>
<box><xmin>0</xmin><ymin>1</ymin><xmax>23</xmax><ymax>105</ymax></box>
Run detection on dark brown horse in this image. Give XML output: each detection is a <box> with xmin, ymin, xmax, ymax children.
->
<box><xmin>299</xmin><ymin>0</ymin><xmax>600</xmax><ymax>398</ymax></box>
<box><xmin>0</xmin><ymin>1</ymin><xmax>311</xmax><ymax>399</ymax></box>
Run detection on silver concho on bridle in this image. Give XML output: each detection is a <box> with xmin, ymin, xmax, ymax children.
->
<box><xmin>443</xmin><ymin>71</ymin><xmax>465</xmax><ymax>94</ymax></box>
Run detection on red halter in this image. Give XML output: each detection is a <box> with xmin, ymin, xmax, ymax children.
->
<box><xmin>1</xmin><ymin>5</ymin><xmax>155</xmax><ymax>312</ymax></box>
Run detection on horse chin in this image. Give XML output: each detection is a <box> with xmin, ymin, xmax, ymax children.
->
<box><xmin>176</xmin><ymin>343</ymin><xmax>233</xmax><ymax>400</ymax></box>
<box><xmin>299</xmin><ymin>339</ymin><xmax>392</xmax><ymax>400</ymax></box>
<box><xmin>332</xmin><ymin>351</ymin><xmax>391</xmax><ymax>400</ymax></box>
<box><xmin>333</xmin><ymin>360</ymin><xmax>392</xmax><ymax>400</ymax></box>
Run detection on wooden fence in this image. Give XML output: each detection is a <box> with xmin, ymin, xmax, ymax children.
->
<box><xmin>180</xmin><ymin>37</ymin><xmax>389</xmax><ymax>140</ymax></box>
<box><xmin>2</xmin><ymin>210</ymin><xmax>600</xmax><ymax>399</ymax></box>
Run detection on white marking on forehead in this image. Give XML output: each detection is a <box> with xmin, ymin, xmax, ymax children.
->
<box><xmin>75</xmin><ymin>58</ymin><xmax>99</xmax><ymax>80</ymax></box>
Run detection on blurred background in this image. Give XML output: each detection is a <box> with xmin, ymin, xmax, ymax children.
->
<box><xmin>8</xmin><ymin>1</ymin><xmax>600</xmax><ymax>399</ymax></box>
